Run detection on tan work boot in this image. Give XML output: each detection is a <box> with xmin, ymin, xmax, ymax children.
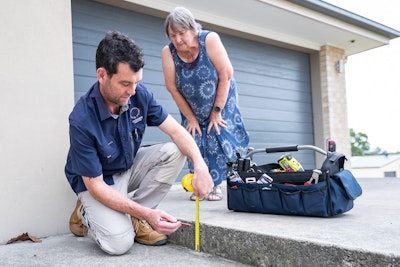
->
<box><xmin>69</xmin><ymin>199</ymin><xmax>88</xmax><ymax>237</ymax></box>
<box><xmin>131</xmin><ymin>217</ymin><xmax>167</xmax><ymax>246</ymax></box>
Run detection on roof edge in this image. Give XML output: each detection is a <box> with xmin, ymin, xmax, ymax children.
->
<box><xmin>286</xmin><ymin>0</ymin><xmax>400</xmax><ymax>39</ymax></box>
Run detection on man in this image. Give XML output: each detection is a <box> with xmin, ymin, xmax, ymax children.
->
<box><xmin>65</xmin><ymin>31</ymin><xmax>213</xmax><ymax>255</ymax></box>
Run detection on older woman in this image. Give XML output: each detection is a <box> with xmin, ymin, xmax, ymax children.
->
<box><xmin>162</xmin><ymin>7</ymin><xmax>249</xmax><ymax>201</ymax></box>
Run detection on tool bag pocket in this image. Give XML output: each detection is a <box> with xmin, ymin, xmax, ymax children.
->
<box><xmin>227</xmin><ymin>170</ymin><xmax>332</xmax><ymax>217</ymax></box>
<box><xmin>328</xmin><ymin>170</ymin><xmax>362</xmax><ymax>215</ymax></box>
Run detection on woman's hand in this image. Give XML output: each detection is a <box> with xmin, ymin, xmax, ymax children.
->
<box><xmin>186</xmin><ymin>118</ymin><xmax>202</xmax><ymax>138</ymax></box>
<box><xmin>207</xmin><ymin>112</ymin><xmax>227</xmax><ymax>135</ymax></box>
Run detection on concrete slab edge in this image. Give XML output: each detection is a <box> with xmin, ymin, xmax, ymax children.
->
<box><xmin>169</xmin><ymin>223</ymin><xmax>400</xmax><ymax>266</ymax></box>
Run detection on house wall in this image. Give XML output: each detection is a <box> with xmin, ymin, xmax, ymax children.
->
<box><xmin>352</xmin><ymin>161</ymin><xmax>400</xmax><ymax>178</ymax></box>
<box><xmin>0</xmin><ymin>1</ymin><xmax>76</xmax><ymax>243</ymax></box>
<box><xmin>0</xmin><ymin>0</ymin><xmax>354</xmax><ymax>244</ymax></box>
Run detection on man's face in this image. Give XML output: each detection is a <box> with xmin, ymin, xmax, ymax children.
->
<box><xmin>97</xmin><ymin>63</ymin><xmax>142</xmax><ymax>114</ymax></box>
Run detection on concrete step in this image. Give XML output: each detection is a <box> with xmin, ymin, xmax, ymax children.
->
<box><xmin>160</xmin><ymin>179</ymin><xmax>400</xmax><ymax>266</ymax></box>
<box><xmin>1</xmin><ymin>178</ymin><xmax>399</xmax><ymax>266</ymax></box>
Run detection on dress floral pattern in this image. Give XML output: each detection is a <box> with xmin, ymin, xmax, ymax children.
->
<box><xmin>168</xmin><ymin>30</ymin><xmax>249</xmax><ymax>185</ymax></box>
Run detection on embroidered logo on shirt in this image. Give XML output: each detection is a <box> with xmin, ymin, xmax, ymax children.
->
<box><xmin>130</xmin><ymin>107</ymin><xmax>143</xmax><ymax>124</ymax></box>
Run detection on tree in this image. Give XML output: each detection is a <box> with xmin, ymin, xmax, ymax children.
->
<box><xmin>367</xmin><ymin>146</ymin><xmax>383</xmax><ymax>156</ymax></box>
<box><xmin>350</xmin><ymin>128</ymin><xmax>370</xmax><ymax>156</ymax></box>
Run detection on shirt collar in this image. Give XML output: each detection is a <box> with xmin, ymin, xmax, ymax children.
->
<box><xmin>90</xmin><ymin>82</ymin><xmax>130</xmax><ymax>121</ymax></box>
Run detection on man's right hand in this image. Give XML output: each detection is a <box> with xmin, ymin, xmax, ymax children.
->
<box><xmin>191</xmin><ymin>165</ymin><xmax>214</xmax><ymax>199</ymax></box>
<box><xmin>145</xmin><ymin>209</ymin><xmax>184</xmax><ymax>235</ymax></box>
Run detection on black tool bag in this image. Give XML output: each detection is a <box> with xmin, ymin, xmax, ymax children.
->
<box><xmin>226</xmin><ymin>145</ymin><xmax>362</xmax><ymax>217</ymax></box>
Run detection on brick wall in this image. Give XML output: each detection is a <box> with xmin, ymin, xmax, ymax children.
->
<box><xmin>320</xmin><ymin>45</ymin><xmax>352</xmax><ymax>166</ymax></box>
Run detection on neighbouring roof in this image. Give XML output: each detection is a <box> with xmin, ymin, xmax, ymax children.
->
<box><xmin>351</xmin><ymin>154</ymin><xmax>400</xmax><ymax>169</ymax></box>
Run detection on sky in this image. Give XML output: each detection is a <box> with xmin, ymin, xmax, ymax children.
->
<box><xmin>323</xmin><ymin>0</ymin><xmax>400</xmax><ymax>153</ymax></box>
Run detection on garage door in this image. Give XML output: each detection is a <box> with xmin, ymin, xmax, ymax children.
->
<box><xmin>71</xmin><ymin>0</ymin><xmax>316</xmax><ymax>169</ymax></box>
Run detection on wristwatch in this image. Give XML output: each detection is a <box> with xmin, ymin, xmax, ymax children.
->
<box><xmin>213</xmin><ymin>106</ymin><xmax>222</xmax><ymax>113</ymax></box>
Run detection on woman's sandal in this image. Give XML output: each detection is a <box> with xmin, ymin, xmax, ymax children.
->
<box><xmin>189</xmin><ymin>193</ymin><xmax>205</xmax><ymax>201</ymax></box>
<box><xmin>207</xmin><ymin>185</ymin><xmax>223</xmax><ymax>201</ymax></box>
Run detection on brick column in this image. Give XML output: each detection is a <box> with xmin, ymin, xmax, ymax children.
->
<box><xmin>320</xmin><ymin>45</ymin><xmax>351</xmax><ymax>163</ymax></box>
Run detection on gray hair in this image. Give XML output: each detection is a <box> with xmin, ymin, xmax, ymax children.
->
<box><xmin>164</xmin><ymin>7</ymin><xmax>202</xmax><ymax>37</ymax></box>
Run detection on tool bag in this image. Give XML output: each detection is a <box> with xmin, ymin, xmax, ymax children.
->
<box><xmin>226</xmin><ymin>145</ymin><xmax>362</xmax><ymax>217</ymax></box>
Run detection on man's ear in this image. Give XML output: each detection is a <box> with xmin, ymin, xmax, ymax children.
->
<box><xmin>96</xmin><ymin>68</ymin><xmax>106</xmax><ymax>82</ymax></box>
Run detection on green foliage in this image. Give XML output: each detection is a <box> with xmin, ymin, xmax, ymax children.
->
<box><xmin>350</xmin><ymin>129</ymin><xmax>400</xmax><ymax>155</ymax></box>
<box><xmin>350</xmin><ymin>128</ymin><xmax>370</xmax><ymax>156</ymax></box>
<box><xmin>366</xmin><ymin>146</ymin><xmax>383</xmax><ymax>156</ymax></box>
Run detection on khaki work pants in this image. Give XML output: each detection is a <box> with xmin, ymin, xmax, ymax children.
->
<box><xmin>78</xmin><ymin>142</ymin><xmax>186</xmax><ymax>255</ymax></box>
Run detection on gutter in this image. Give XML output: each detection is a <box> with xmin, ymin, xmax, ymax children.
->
<box><xmin>287</xmin><ymin>0</ymin><xmax>400</xmax><ymax>39</ymax></box>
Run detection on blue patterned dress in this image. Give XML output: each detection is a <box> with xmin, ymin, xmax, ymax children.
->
<box><xmin>168</xmin><ymin>30</ymin><xmax>249</xmax><ymax>185</ymax></box>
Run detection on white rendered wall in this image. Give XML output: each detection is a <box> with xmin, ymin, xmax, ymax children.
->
<box><xmin>0</xmin><ymin>0</ymin><xmax>75</xmax><ymax>243</ymax></box>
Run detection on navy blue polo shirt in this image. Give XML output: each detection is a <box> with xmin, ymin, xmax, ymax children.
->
<box><xmin>65</xmin><ymin>81</ymin><xmax>168</xmax><ymax>194</ymax></box>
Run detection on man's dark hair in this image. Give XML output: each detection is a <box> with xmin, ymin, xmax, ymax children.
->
<box><xmin>96</xmin><ymin>31</ymin><xmax>145</xmax><ymax>77</ymax></box>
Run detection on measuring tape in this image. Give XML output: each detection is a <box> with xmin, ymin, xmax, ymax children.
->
<box><xmin>181</xmin><ymin>173</ymin><xmax>200</xmax><ymax>251</ymax></box>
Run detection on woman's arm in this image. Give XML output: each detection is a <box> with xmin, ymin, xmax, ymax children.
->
<box><xmin>161</xmin><ymin>46</ymin><xmax>201</xmax><ymax>137</ymax></box>
<box><xmin>205</xmin><ymin>32</ymin><xmax>233</xmax><ymax>134</ymax></box>
<box><xmin>205</xmin><ymin>31</ymin><xmax>233</xmax><ymax>110</ymax></box>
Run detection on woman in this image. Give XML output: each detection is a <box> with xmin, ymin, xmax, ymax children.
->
<box><xmin>162</xmin><ymin>7</ymin><xmax>249</xmax><ymax>201</ymax></box>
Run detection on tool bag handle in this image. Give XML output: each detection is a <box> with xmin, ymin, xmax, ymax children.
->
<box><xmin>246</xmin><ymin>145</ymin><xmax>327</xmax><ymax>158</ymax></box>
